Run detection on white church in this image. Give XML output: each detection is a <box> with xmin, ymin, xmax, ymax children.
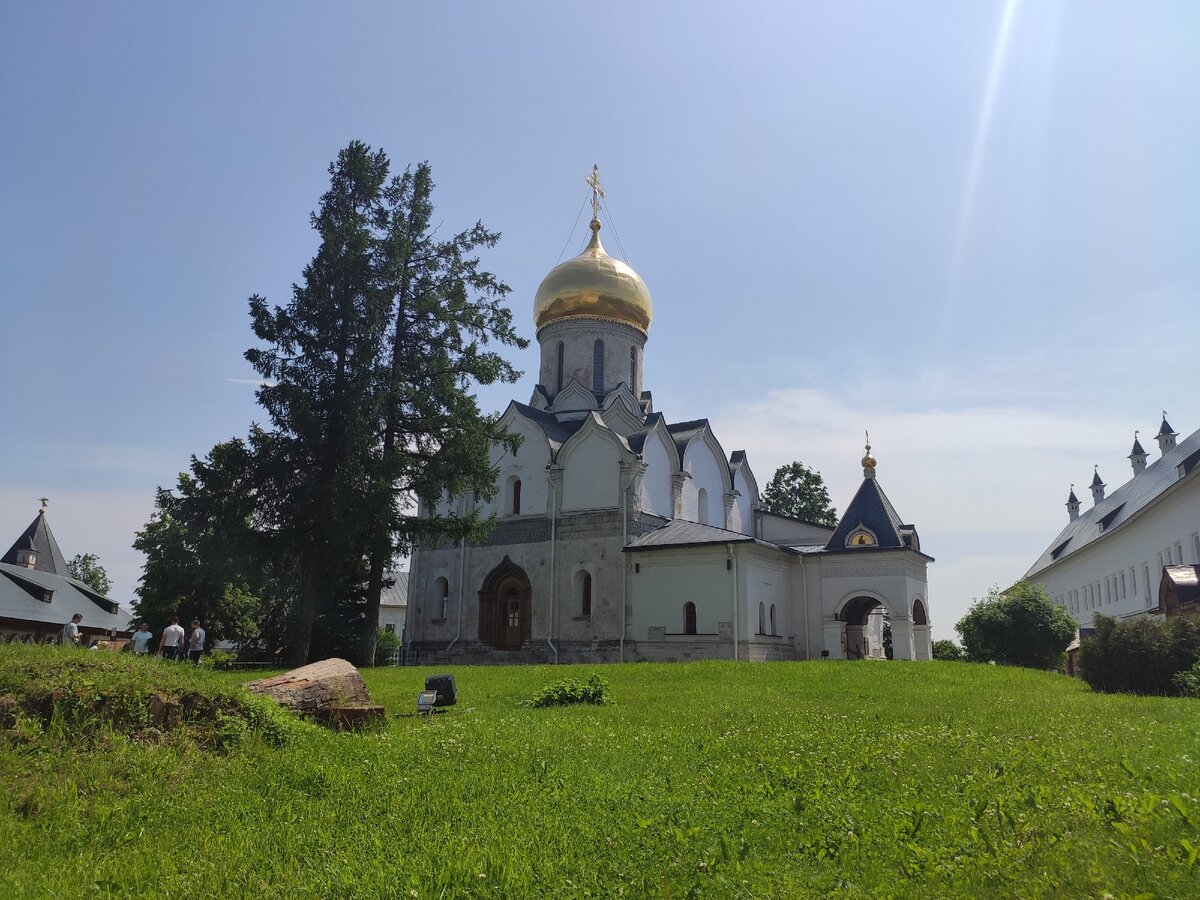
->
<box><xmin>407</xmin><ymin>173</ymin><xmax>933</xmax><ymax>664</ymax></box>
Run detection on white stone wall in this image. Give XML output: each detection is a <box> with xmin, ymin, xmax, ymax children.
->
<box><xmin>560</xmin><ymin>428</ymin><xmax>623</xmax><ymax>511</ymax></box>
<box><xmin>1032</xmin><ymin>474</ymin><xmax>1200</xmax><ymax>626</ymax></box>
<box><xmin>481</xmin><ymin>416</ymin><xmax>552</xmax><ymax>518</ymax></box>
<box><xmin>681</xmin><ymin>436</ymin><xmax>728</xmax><ymax>526</ymax></box>
<box><xmin>639</xmin><ymin>430</ymin><xmax>675</xmax><ymax>518</ymax></box>
<box><xmin>537</xmin><ymin>318</ymin><xmax>646</xmax><ymax>401</ymax></box>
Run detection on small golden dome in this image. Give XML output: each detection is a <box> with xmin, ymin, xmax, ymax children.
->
<box><xmin>862</xmin><ymin>436</ymin><xmax>876</xmax><ymax>475</ymax></box>
<box><xmin>533</xmin><ymin>219</ymin><xmax>653</xmax><ymax>335</ymax></box>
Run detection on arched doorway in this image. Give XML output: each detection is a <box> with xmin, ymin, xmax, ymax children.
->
<box><xmin>838</xmin><ymin>595</ymin><xmax>888</xmax><ymax>660</ymax></box>
<box><xmin>478</xmin><ymin>557</ymin><xmax>532</xmax><ymax>650</ymax></box>
<box><xmin>912</xmin><ymin>597</ymin><xmax>932</xmax><ymax>660</ymax></box>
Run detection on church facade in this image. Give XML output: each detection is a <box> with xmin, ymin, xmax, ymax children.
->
<box><xmin>407</xmin><ymin>180</ymin><xmax>933</xmax><ymax>664</ymax></box>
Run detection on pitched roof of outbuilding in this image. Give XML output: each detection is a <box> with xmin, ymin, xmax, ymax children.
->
<box><xmin>0</xmin><ymin>562</ymin><xmax>133</xmax><ymax>632</ymax></box>
<box><xmin>2</xmin><ymin>511</ymin><xmax>69</xmax><ymax>575</ymax></box>
<box><xmin>1026</xmin><ymin>425</ymin><xmax>1200</xmax><ymax>579</ymax></box>
<box><xmin>625</xmin><ymin>519</ymin><xmax>769</xmax><ymax>552</ymax></box>
<box><xmin>381</xmin><ymin>572</ymin><xmax>409</xmax><ymax>607</ymax></box>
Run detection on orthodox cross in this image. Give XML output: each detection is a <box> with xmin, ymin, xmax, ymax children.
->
<box><xmin>585</xmin><ymin>163</ymin><xmax>605</xmax><ymax>221</ymax></box>
<box><xmin>864</xmin><ymin>429</ymin><xmax>871</xmax><ymax>451</ymax></box>
<box><xmin>38</xmin><ymin>497</ymin><xmax>49</xmax><ymax>512</ymax></box>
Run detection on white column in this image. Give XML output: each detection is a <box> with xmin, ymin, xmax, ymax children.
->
<box><xmin>822</xmin><ymin>620</ymin><xmax>845</xmax><ymax>659</ymax></box>
<box><xmin>913</xmin><ymin>624</ymin><xmax>932</xmax><ymax>660</ymax></box>
<box><xmin>890</xmin><ymin>620</ymin><xmax>915</xmax><ymax>660</ymax></box>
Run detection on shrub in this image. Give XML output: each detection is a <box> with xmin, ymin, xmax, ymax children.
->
<box><xmin>374</xmin><ymin>627</ymin><xmax>401</xmax><ymax>666</ymax></box>
<box><xmin>1081</xmin><ymin>614</ymin><xmax>1200</xmax><ymax>695</ymax></box>
<box><xmin>932</xmin><ymin>639</ymin><xmax>965</xmax><ymax>661</ymax></box>
<box><xmin>956</xmin><ymin>581</ymin><xmax>1075</xmax><ymax>669</ymax></box>
<box><xmin>527</xmin><ymin>673</ymin><xmax>612</xmax><ymax>708</ymax></box>
<box><xmin>1173</xmin><ymin>659</ymin><xmax>1200</xmax><ymax>697</ymax></box>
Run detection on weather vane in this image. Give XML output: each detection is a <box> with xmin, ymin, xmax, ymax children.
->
<box><xmin>585</xmin><ymin>163</ymin><xmax>605</xmax><ymax>221</ymax></box>
<box><xmin>38</xmin><ymin>497</ymin><xmax>49</xmax><ymax>512</ymax></box>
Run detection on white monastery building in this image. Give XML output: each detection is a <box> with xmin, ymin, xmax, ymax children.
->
<box><xmin>407</xmin><ymin>173</ymin><xmax>933</xmax><ymax>664</ymax></box>
<box><xmin>1025</xmin><ymin>415</ymin><xmax>1200</xmax><ymax>625</ymax></box>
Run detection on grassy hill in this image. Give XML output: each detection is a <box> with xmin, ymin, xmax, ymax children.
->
<box><xmin>2</xmin><ymin>647</ymin><xmax>1198</xmax><ymax>898</ymax></box>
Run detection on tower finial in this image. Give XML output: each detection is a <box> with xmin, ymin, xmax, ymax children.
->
<box><xmin>861</xmin><ymin>430</ymin><xmax>876</xmax><ymax>477</ymax></box>
<box><xmin>38</xmin><ymin>497</ymin><xmax>48</xmax><ymax>513</ymax></box>
<box><xmin>584</xmin><ymin>163</ymin><xmax>605</xmax><ymax>224</ymax></box>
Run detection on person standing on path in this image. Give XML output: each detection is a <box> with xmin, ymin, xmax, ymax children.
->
<box><xmin>187</xmin><ymin>619</ymin><xmax>205</xmax><ymax>664</ymax></box>
<box><xmin>159</xmin><ymin>617</ymin><xmax>185</xmax><ymax>661</ymax></box>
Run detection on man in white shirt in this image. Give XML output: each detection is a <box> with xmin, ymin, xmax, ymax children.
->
<box><xmin>159</xmin><ymin>617</ymin><xmax>185</xmax><ymax>661</ymax></box>
<box><xmin>187</xmin><ymin>619</ymin><xmax>206</xmax><ymax>664</ymax></box>
<box><xmin>130</xmin><ymin>623</ymin><xmax>154</xmax><ymax>655</ymax></box>
<box><xmin>60</xmin><ymin>613</ymin><xmax>83</xmax><ymax>647</ymax></box>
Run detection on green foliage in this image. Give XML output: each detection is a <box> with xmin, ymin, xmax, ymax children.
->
<box><xmin>1173</xmin><ymin>658</ymin><xmax>1200</xmax><ymax>697</ymax></box>
<box><xmin>65</xmin><ymin>552</ymin><xmax>111</xmax><ymax>596</ymax></box>
<box><xmin>4</xmin><ymin>657</ymin><xmax>1200</xmax><ymax>897</ymax></box>
<box><xmin>198</xmin><ymin>650</ymin><xmax>237</xmax><ymax>671</ymax></box>
<box><xmin>760</xmin><ymin>461</ymin><xmax>838</xmax><ymax>526</ymax></box>
<box><xmin>1082</xmin><ymin>614</ymin><xmax>1200</xmax><ymax>695</ymax></box>
<box><xmin>373</xmin><ymin>627</ymin><xmax>401</xmax><ymax>666</ymax></box>
<box><xmin>956</xmin><ymin>580</ymin><xmax>1076</xmax><ymax>669</ymax></box>
<box><xmin>932</xmin><ymin>639</ymin><xmax>966</xmax><ymax>661</ymax></box>
<box><xmin>527</xmin><ymin>673</ymin><xmax>612</xmax><ymax>707</ymax></box>
<box><xmin>0</xmin><ymin>644</ymin><xmax>304</xmax><ymax>751</ymax></box>
<box><xmin>133</xmin><ymin>437</ymin><xmax>291</xmax><ymax>648</ymax></box>
<box><xmin>243</xmin><ymin>143</ymin><xmax>527</xmax><ymax>666</ymax></box>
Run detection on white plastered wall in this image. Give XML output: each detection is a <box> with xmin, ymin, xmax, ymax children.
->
<box><xmin>638</xmin><ymin>430</ymin><xmax>674</xmax><ymax>518</ymax></box>
<box><xmin>560</xmin><ymin>428</ymin><xmax>623</xmax><ymax>511</ymax></box>
<box><xmin>681</xmin><ymin>437</ymin><xmax>727</xmax><ymax>525</ymax></box>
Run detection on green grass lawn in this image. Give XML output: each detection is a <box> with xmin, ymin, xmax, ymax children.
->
<box><xmin>2</xmin><ymin>648</ymin><xmax>1199</xmax><ymax>898</ymax></box>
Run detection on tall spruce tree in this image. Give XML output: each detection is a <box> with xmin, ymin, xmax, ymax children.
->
<box><xmin>358</xmin><ymin>162</ymin><xmax>526</xmax><ymax>666</ymax></box>
<box><xmin>245</xmin><ymin>143</ymin><xmax>526</xmax><ymax>665</ymax></box>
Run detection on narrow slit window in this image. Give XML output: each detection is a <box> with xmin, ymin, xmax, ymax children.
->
<box><xmin>683</xmin><ymin>601</ymin><xmax>697</xmax><ymax>635</ymax></box>
<box><xmin>512</xmin><ymin>479</ymin><xmax>522</xmax><ymax>515</ymax></box>
<box><xmin>593</xmin><ymin>339</ymin><xmax>605</xmax><ymax>396</ymax></box>
<box><xmin>556</xmin><ymin>342</ymin><xmax>564</xmax><ymax>393</ymax></box>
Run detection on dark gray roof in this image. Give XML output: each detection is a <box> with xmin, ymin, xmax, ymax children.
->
<box><xmin>0</xmin><ymin>562</ymin><xmax>133</xmax><ymax>632</ymax></box>
<box><xmin>625</xmin><ymin>519</ymin><xmax>767</xmax><ymax>552</ymax></box>
<box><xmin>2</xmin><ymin>511</ymin><xmax>69</xmax><ymax>575</ymax></box>
<box><xmin>1159</xmin><ymin>417</ymin><xmax>1177</xmax><ymax>437</ymax></box>
<box><xmin>381</xmin><ymin>572</ymin><xmax>409</xmax><ymax>606</ymax></box>
<box><xmin>666</xmin><ymin>419</ymin><xmax>709</xmax><ymax>466</ymax></box>
<box><xmin>512</xmin><ymin>402</ymin><xmax>586</xmax><ymax>449</ymax></box>
<box><xmin>730</xmin><ymin>450</ymin><xmax>746</xmax><ymax>465</ymax></box>
<box><xmin>826</xmin><ymin>477</ymin><xmax>909</xmax><ymax>551</ymax></box>
<box><xmin>626</xmin><ymin>411</ymin><xmax>665</xmax><ymax>454</ymax></box>
<box><xmin>1091</xmin><ymin>469</ymin><xmax>1105</xmax><ymax>487</ymax></box>
<box><xmin>1026</xmin><ymin>425</ymin><xmax>1200</xmax><ymax>579</ymax></box>
<box><xmin>1130</xmin><ymin>437</ymin><xmax>1147</xmax><ymax>456</ymax></box>
<box><xmin>1067</xmin><ymin>488</ymin><xmax>1080</xmax><ymax>503</ymax></box>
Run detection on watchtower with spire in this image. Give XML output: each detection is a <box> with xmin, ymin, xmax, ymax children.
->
<box><xmin>1157</xmin><ymin>413</ymin><xmax>1178</xmax><ymax>455</ymax></box>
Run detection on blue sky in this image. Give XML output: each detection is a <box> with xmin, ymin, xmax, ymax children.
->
<box><xmin>2</xmin><ymin>2</ymin><xmax>1197</xmax><ymax>639</ymax></box>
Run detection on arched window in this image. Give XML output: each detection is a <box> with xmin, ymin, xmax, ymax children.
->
<box><xmin>592</xmin><ymin>339</ymin><xmax>604</xmax><ymax>396</ymax></box>
<box><xmin>770</xmin><ymin>603</ymin><xmax>777</xmax><ymax>636</ymax></box>
<box><xmin>435</xmin><ymin>577</ymin><xmax>449</xmax><ymax>620</ymax></box>
<box><xmin>697</xmin><ymin>488</ymin><xmax>709</xmax><ymax>525</ymax></box>
<box><xmin>579</xmin><ymin>571</ymin><xmax>592</xmax><ymax>617</ymax></box>
<box><xmin>630</xmin><ymin>346</ymin><xmax>637</xmax><ymax>390</ymax></box>
<box><xmin>556</xmin><ymin>342</ymin><xmax>565</xmax><ymax>393</ymax></box>
<box><xmin>512</xmin><ymin>478</ymin><xmax>522</xmax><ymax>515</ymax></box>
<box><xmin>758</xmin><ymin>601</ymin><xmax>766</xmax><ymax>635</ymax></box>
<box><xmin>683</xmin><ymin>601</ymin><xmax>697</xmax><ymax>635</ymax></box>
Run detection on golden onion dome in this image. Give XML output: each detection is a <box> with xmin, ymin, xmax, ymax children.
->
<box><xmin>533</xmin><ymin>218</ymin><xmax>653</xmax><ymax>334</ymax></box>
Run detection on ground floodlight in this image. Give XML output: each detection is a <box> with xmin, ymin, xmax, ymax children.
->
<box><xmin>417</xmin><ymin>690</ymin><xmax>438</xmax><ymax>714</ymax></box>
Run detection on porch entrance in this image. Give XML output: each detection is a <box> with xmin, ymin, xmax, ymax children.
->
<box><xmin>478</xmin><ymin>557</ymin><xmax>532</xmax><ymax>650</ymax></box>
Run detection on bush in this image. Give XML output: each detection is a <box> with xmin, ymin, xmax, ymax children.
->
<box><xmin>956</xmin><ymin>581</ymin><xmax>1075</xmax><ymax>669</ymax></box>
<box><xmin>1173</xmin><ymin>659</ymin><xmax>1200</xmax><ymax>697</ymax></box>
<box><xmin>932</xmin><ymin>639</ymin><xmax>965</xmax><ymax>661</ymax></box>
<box><xmin>374</xmin><ymin>627</ymin><xmax>401</xmax><ymax>666</ymax></box>
<box><xmin>527</xmin><ymin>673</ymin><xmax>612</xmax><ymax>708</ymax></box>
<box><xmin>1080</xmin><ymin>614</ymin><xmax>1200</xmax><ymax>695</ymax></box>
